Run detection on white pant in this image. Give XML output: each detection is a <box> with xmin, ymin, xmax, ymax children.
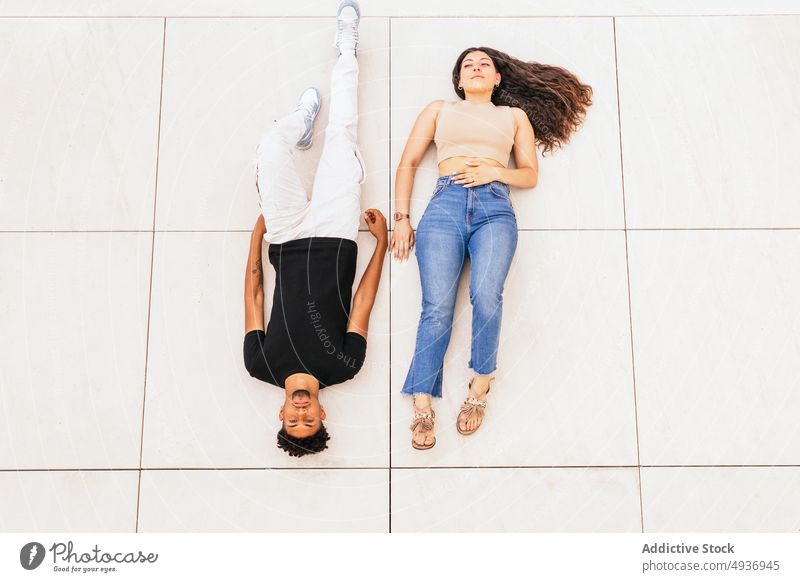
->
<box><xmin>255</xmin><ymin>52</ymin><xmax>366</xmax><ymax>244</ymax></box>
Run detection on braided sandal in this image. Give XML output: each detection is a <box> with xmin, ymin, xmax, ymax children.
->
<box><xmin>456</xmin><ymin>377</ymin><xmax>493</xmax><ymax>436</ymax></box>
<box><xmin>410</xmin><ymin>400</ymin><xmax>436</xmax><ymax>450</ymax></box>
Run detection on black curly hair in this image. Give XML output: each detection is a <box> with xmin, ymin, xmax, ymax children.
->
<box><xmin>276</xmin><ymin>423</ymin><xmax>331</xmax><ymax>457</ymax></box>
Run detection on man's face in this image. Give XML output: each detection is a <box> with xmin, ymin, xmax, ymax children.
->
<box><xmin>279</xmin><ymin>389</ymin><xmax>326</xmax><ymax>438</ymax></box>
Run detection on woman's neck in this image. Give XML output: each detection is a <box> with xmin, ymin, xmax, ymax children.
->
<box><xmin>462</xmin><ymin>96</ymin><xmax>493</xmax><ymax>105</ymax></box>
<box><xmin>461</xmin><ymin>89</ymin><xmax>493</xmax><ymax>104</ymax></box>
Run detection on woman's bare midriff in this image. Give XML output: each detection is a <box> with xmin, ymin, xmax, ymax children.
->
<box><xmin>438</xmin><ymin>156</ymin><xmax>506</xmax><ymax>177</ymax></box>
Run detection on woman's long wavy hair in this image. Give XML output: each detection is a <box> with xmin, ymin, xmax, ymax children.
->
<box><xmin>452</xmin><ymin>47</ymin><xmax>593</xmax><ymax>155</ymax></box>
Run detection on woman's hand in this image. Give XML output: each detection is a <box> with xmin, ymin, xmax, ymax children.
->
<box><xmin>390</xmin><ymin>218</ymin><xmax>415</xmax><ymax>262</ymax></box>
<box><xmin>453</xmin><ymin>161</ymin><xmax>501</xmax><ymax>187</ymax></box>
<box><xmin>363</xmin><ymin>209</ymin><xmax>388</xmax><ymax>244</ymax></box>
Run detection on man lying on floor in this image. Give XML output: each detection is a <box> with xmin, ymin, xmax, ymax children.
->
<box><xmin>242</xmin><ymin>0</ymin><xmax>386</xmax><ymax>459</ymax></box>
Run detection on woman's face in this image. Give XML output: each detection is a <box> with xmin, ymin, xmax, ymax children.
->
<box><xmin>459</xmin><ymin>51</ymin><xmax>500</xmax><ymax>95</ymax></box>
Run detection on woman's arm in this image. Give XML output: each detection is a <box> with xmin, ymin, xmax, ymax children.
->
<box><xmin>391</xmin><ymin>100</ymin><xmax>443</xmax><ymax>261</ymax></box>
<box><xmin>244</xmin><ymin>215</ymin><xmax>267</xmax><ymax>333</ymax></box>
<box><xmin>496</xmin><ymin>108</ymin><xmax>538</xmax><ymax>188</ymax></box>
<box><xmin>394</xmin><ymin>100</ymin><xmax>443</xmax><ymax>214</ymax></box>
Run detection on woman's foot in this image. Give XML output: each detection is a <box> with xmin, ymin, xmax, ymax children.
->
<box><xmin>456</xmin><ymin>375</ymin><xmax>493</xmax><ymax>435</ymax></box>
<box><xmin>410</xmin><ymin>393</ymin><xmax>436</xmax><ymax>450</ymax></box>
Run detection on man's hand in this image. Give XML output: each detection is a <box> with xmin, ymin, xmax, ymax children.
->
<box><xmin>255</xmin><ymin>214</ymin><xmax>267</xmax><ymax>235</ymax></box>
<box><xmin>363</xmin><ymin>209</ymin><xmax>388</xmax><ymax>244</ymax></box>
<box><xmin>453</xmin><ymin>161</ymin><xmax>501</xmax><ymax>187</ymax></box>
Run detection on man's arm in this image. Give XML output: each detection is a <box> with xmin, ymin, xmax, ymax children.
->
<box><xmin>347</xmin><ymin>209</ymin><xmax>388</xmax><ymax>341</ymax></box>
<box><xmin>244</xmin><ymin>215</ymin><xmax>267</xmax><ymax>334</ymax></box>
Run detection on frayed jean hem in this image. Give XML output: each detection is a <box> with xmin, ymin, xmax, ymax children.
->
<box><xmin>400</xmin><ymin>387</ymin><xmax>442</xmax><ymax>398</ymax></box>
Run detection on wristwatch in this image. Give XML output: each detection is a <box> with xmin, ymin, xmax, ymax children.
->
<box><xmin>393</xmin><ymin>212</ymin><xmax>410</xmax><ymax>222</ymax></box>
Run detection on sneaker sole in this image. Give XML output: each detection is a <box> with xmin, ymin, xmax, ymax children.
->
<box><xmin>295</xmin><ymin>89</ymin><xmax>320</xmax><ymax>149</ymax></box>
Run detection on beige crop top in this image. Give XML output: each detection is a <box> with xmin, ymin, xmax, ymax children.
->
<box><xmin>434</xmin><ymin>100</ymin><xmax>516</xmax><ymax>167</ymax></box>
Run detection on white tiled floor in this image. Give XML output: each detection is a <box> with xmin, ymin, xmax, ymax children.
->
<box><xmin>641</xmin><ymin>467</ymin><xmax>800</xmax><ymax>532</ymax></box>
<box><xmin>628</xmin><ymin>231</ymin><xmax>800</xmax><ymax>465</ymax></box>
<box><xmin>0</xmin><ymin>470</ymin><xmax>139</xmax><ymax>532</ymax></box>
<box><xmin>138</xmin><ymin>469</ymin><xmax>388</xmax><ymax>532</ymax></box>
<box><xmin>0</xmin><ymin>19</ymin><xmax>163</xmax><ymax>230</ymax></box>
<box><xmin>391</xmin><ymin>468</ymin><xmax>641</xmax><ymax>532</ymax></box>
<box><xmin>0</xmin><ymin>233</ymin><xmax>151</xmax><ymax>470</ymax></box>
<box><xmin>616</xmin><ymin>16</ymin><xmax>800</xmax><ymax>228</ymax></box>
<box><xmin>2</xmin><ymin>3</ymin><xmax>799</xmax><ymax>533</ymax></box>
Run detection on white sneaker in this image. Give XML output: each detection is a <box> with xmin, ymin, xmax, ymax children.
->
<box><xmin>334</xmin><ymin>0</ymin><xmax>360</xmax><ymax>56</ymax></box>
<box><xmin>294</xmin><ymin>87</ymin><xmax>321</xmax><ymax>150</ymax></box>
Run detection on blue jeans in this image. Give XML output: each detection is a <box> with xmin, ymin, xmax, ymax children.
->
<box><xmin>401</xmin><ymin>174</ymin><xmax>518</xmax><ymax>398</ymax></box>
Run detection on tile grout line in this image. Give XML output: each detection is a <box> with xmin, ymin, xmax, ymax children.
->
<box><xmin>0</xmin><ymin>230</ymin><xmax>362</xmax><ymax>233</ymax></box>
<box><xmin>1</xmin><ymin>14</ymin><xmax>799</xmax><ymax>19</ymax></box>
<box><xmin>612</xmin><ymin>16</ymin><xmax>645</xmax><ymax>534</ymax></box>
<box><xmin>387</xmin><ymin>16</ymin><xmax>392</xmax><ymax>535</ymax></box>
<box><xmin>5</xmin><ymin>464</ymin><xmax>797</xmax><ymax>472</ymax></box>
<box><xmin>134</xmin><ymin>16</ymin><xmax>167</xmax><ymax>534</ymax></box>
<box><xmin>8</xmin><ymin>227</ymin><xmax>800</xmax><ymax>234</ymax></box>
